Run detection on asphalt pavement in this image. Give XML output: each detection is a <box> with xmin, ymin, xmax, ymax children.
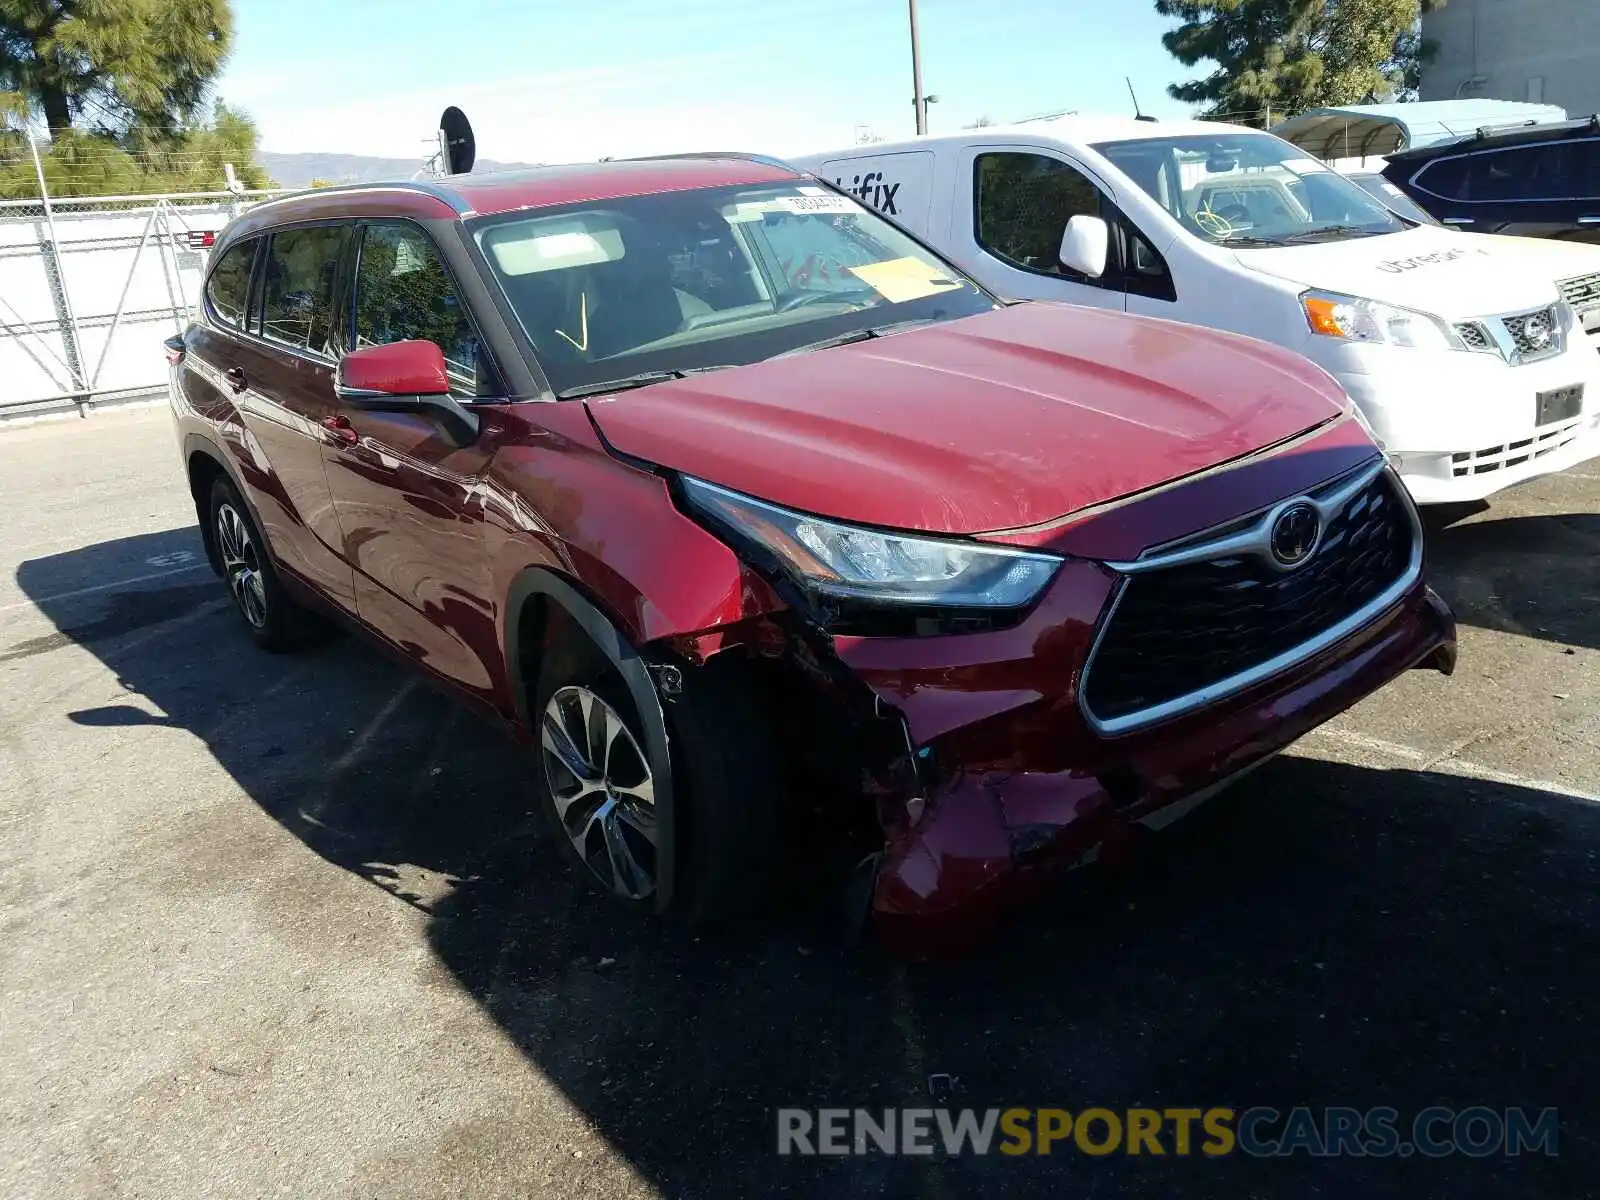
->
<box><xmin>1</xmin><ymin>405</ymin><xmax>1597</xmax><ymax>1198</ymax></box>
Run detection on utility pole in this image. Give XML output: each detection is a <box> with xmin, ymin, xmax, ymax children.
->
<box><xmin>909</xmin><ymin>0</ymin><xmax>927</xmax><ymax>135</ymax></box>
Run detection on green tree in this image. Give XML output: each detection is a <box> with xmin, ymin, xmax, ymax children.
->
<box><xmin>1156</xmin><ymin>0</ymin><xmax>1449</xmax><ymax>125</ymax></box>
<box><xmin>0</xmin><ymin>102</ymin><xmax>271</xmax><ymax>197</ymax></box>
<box><xmin>1</xmin><ymin>0</ymin><xmax>232</xmax><ymax>135</ymax></box>
<box><xmin>0</xmin><ymin>1</ymin><xmax>269</xmax><ymax>198</ymax></box>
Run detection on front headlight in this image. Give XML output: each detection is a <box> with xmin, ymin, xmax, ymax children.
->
<box><xmin>679</xmin><ymin>476</ymin><xmax>1062</xmax><ymax>631</ymax></box>
<box><xmin>1301</xmin><ymin>289</ymin><xmax>1459</xmax><ymax>351</ymax></box>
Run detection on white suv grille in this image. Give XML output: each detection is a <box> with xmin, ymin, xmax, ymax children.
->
<box><xmin>1450</xmin><ymin>305</ymin><xmax>1565</xmax><ymax>364</ymax></box>
<box><xmin>1559</xmin><ymin>272</ymin><xmax>1600</xmax><ymax>315</ymax></box>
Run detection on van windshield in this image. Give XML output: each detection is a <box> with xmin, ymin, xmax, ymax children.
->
<box><xmin>471</xmin><ymin>182</ymin><xmax>993</xmax><ymax>396</ymax></box>
<box><xmin>1094</xmin><ymin>133</ymin><xmax>1408</xmax><ymax>247</ymax></box>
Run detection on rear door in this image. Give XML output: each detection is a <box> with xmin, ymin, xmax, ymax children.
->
<box><xmin>231</xmin><ymin>224</ymin><xmax>359</xmax><ymax>613</ymax></box>
<box><xmin>181</xmin><ymin>227</ymin><xmax>356</xmax><ymax>614</ymax></box>
<box><xmin>319</xmin><ymin>220</ymin><xmax>503</xmax><ymax>707</ymax></box>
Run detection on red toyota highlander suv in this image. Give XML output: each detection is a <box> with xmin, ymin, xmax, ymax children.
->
<box><xmin>165</xmin><ymin>155</ymin><xmax>1457</xmax><ymax>954</ymax></box>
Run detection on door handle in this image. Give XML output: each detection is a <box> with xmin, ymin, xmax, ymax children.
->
<box><xmin>224</xmin><ymin>366</ymin><xmax>247</xmax><ymax>394</ymax></box>
<box><xmin>1579</xmin><ymin>217</ymin><xmax>1600</xmax><ymax>226</ymax></box>
<box><xmin>1443</xmin><ymin>217</ymin><xmax>1475</xmax><ymax>225</ymax></box>
<box><xmin>321</xmin><ymin>414</ymin><xmax>360</xmax><ymax>447</ymax></box>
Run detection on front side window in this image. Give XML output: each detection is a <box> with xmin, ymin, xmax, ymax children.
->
<box><xmin>259</xmin><ymin>226</ymin><xmax>349</xmax><ymax>354</ymax></box>
<box><xmin>974</xmin><ymin>152</ymin><xmax>1106</xmax><ymax>278</ymax></box>
<box><xmin>472</xmin><ymin>182</ymin><xmax>992</xmax><ymax>396</ymax></box>
<box><xmin>1097</xmin><ymin>132</ymin><xmax>1407</xmax><ymax>246</ymax></box>
<box><xmin>1413</xmin><ymin>156</ymin><xmax>1469</xmax><ymax>201</ymax></box>
<box><xmin>353</xmin><ymin>224</ymin><xmax>487</xmax><ymax>396</ymax></box>
<box><xmin>205</xmin><ymin>238</ymin><xmax>256</xmax><ymax>328</ymax></box>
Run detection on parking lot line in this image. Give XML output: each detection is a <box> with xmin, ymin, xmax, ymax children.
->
<box><xmin>0</xmin><ymin>564</ymin><xmax>208</xmax><ymax>614</ymax></box>
<box><xmin>1309</xmin><ymin>725</ymin><xmax>1600</xmax><ymax>804</ymax></box>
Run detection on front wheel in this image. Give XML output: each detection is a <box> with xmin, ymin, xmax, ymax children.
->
<box><xmin>533</xmin><ymin>632</ymin><xmax>783</xmax><ymax>922</ymax></box>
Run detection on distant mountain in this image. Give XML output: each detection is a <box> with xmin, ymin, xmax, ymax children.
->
<box><xmin>256</xmin><ymin>151</ymin><xmax>544</xmax><ymax>189</ymax></box>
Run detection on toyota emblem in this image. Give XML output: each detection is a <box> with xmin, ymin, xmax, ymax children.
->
<box><xmin>1270</xmin><ymin>502</ymin><xmax>1321</xmax><ymax>567</ymax></box>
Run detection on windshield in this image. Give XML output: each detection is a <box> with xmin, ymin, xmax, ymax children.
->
<box><xmin>471</xmin><ymin>182</ymin><xmax>994</xmax><ymax>395</ymax></box>
<box><xmin>1343</xmin><ymin>172</ymin><xmax>1438</xmax><ymax>225</ymax></box>
<box><xmin>1093</xmin><ymin>132</ymin><xmax>1408</xmax><ymax>247</ymax></box>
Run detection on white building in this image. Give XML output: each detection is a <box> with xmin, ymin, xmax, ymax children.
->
<box><xmin>1421</xmin><ymin>0</ymin><xmax>1600</xmax><ymax>117</ymax></box>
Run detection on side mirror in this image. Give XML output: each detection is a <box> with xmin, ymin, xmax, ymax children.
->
<box><xmin>335</xmin><ymin>340</ymin><xmax>478</xmax><ymax>444</ymax></box>
<box><xmin>1059</xmin><ymin>215</ymin><xmax>1110</xmax><ymax>279</ymax></box>
<box><xmin>337</xmin><ymin>339</ymin><xmax>450</xmax><ymax>399</ymax></box>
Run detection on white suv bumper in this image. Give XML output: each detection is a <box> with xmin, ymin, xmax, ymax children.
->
<box><xmin>1328</xmin><ymin>341</ymin><xmax>1600</xmax><ymax>504</ymax></box>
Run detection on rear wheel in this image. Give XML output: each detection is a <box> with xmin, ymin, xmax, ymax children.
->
<box><xmin>533</xmin><ymin>623</ymin><xmax>783</xmax><ymax>922</ymax></box>
<box><xmin>208</xmin><ymin>477</ymin><xmax>306</xmax><ymax>652</ymax></box>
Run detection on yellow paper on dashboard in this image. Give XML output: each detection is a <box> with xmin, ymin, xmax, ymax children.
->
<box><xmin>847</xmin><ymin>257</ymin><xmax>965</xmax><ymax>304</ymax></box>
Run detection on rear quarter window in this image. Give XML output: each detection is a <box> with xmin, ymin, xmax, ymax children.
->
<box><xmin>205</xmin><ymin>238</ymin><xmax>256</xmax><ymax>328</ymax></box>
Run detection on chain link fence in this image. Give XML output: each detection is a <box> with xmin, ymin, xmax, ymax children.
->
<box><xmin>0</xmin><ymin>170</ymin><xmax>287</xmax><ymax>421</ymax></box>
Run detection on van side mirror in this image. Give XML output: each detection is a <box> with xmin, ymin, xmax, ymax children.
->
<box><xmin>335</xmin><ymin>340</ymin><xmax>478</xmax><ymax>444</ymax></box>
<box><xmin>1059</xmin><ymin>215</ymin><xmax>1110</xmax><ymax>279</ymax></box>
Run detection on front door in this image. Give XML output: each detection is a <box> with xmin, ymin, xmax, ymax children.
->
<box><xmin>319</xmin><ymin>220</ymin><xmax>504</xmax><ymax>708</ymax></box>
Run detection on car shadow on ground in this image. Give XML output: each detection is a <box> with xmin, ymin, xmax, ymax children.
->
<box><xmin>13</xmin><ymin>526</ymin><xmax>1600</xmax><ymax>1198</ymax></box>
<box><xmin>1423</xmin><ymin>508</ymin><xmax>1600</xmax><ymax>651</ymax></box>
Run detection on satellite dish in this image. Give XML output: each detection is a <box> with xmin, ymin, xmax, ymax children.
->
<box><xmin>439</xmin><ymin>106</ymin><xmax>475</xmax><ymax>175</ymax></box>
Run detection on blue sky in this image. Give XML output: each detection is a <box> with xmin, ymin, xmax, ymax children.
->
<box><xmin>218</xmin><ymin>0</ymin><xmax>1197</xmax><ymax>164</ymax></box>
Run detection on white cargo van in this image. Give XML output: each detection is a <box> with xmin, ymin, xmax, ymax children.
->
<box><xmin>795</xmin><ymin>116</ymin><xmax>1600</xmax><ymax>504</ymax></box>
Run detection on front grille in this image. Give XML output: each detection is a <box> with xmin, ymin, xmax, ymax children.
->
<box><xmin>1453</xmin><ymin>320</ymin><xmax>1495</xmax><ymax>352</ymax></box>
<box><xmin>1559</xmin><ymin>272</ymin><xmax>1600</xmax><ymax>315</ymax></box>
<box><xmin>1503</xmin><ymin>306</ymin><xmax>1563</xmax><ymax>362</ymax></box>
<box><xmin>1451</xmin><ymin>305</ymin><xmax>1566</xmax><ymax>363</ymax></box>
<box><xmin>1450</xmin><ymin>419</ymin><xmax>1584</xmax><ymax>476</ymax></box>
<box><xmin>1081</xmin><ymin>467</ymin><xmax>1415</xmax><ymax>730</ymax></box>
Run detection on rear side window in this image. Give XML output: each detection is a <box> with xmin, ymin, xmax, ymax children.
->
<box><xmin>353</xmin><ymin>224</ymin><xmax>487</xmax><ymax>396</ymax></box>
<box><xmin>1467</xmin><ymin>144</ymin><xmax>1568</xmax><ymax>202</ymax></box>
<box><xmin>259</xmin><ymin>226</ymin><xmax>350</xmax><ymax>355</ymax></box>
<box><xmin>974</xmin><ymin>152</ymin><xmax>1108</xmax><ymax>282</ymax></box>
<box><xmin>205</xmin><ymin>238</ymin><xmax>256</xmax><ymax>328</ymax></box>
<box><xmin>1576</xmin><ymin>140</ymin><xmax>1600</xmax><ymax>199</ymax></box>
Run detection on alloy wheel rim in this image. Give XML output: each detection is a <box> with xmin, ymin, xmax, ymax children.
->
<box><xmin>540</xmin><ymin>685</ymin><xmax>658</xmax><ymax>900</ymax></box>
<box><xmin>216</xmin><ymin>503</ymin><xmax>268</xmax><ymax>629</ymax></box>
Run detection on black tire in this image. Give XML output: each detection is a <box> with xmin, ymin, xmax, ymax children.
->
<box><xmin>532</xmin><ymin>625</ymin><xmax>783</xmax><ymax>924</ymax></box>
<box><xmin>208</xmin><ymin>476</ymin><xmax>305</xmax><ymax>653</ymax></box>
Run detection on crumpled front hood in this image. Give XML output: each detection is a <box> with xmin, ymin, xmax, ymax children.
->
<box><xmin>585</xmin><ymin>304</ymin><xmax>1349</xmax><ymax>536</ymax></box>
<box><xmin>1233</xmin><ymin>225</ymin><xmax>1560</xmax><ymax>318</ymax></box>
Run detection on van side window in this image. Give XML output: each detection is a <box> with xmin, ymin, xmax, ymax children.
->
<box><xmin>205</xmin><ymin>238</ymin><xmax>256</xmax><ymax>328</ymax></box>
<box><xmin>1120</xmin><ymin>220</ymin><xmax>1177</xmax><ymax>302</ymax></box>
<box><xmin>353</xmin><ymin>224</ymin><xmax>488</xmax><ymax>397</ymax></box>
<box><xmin>259</xmin><ymin>227</ymin><xmax>350</xmax><ymax>355</ymax></box>
<box><xmin>974</xmin><ymin>152</ymin><xmax>1108</xmax><ymax>284</ymax></box>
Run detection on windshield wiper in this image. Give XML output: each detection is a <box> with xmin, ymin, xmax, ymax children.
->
<box><xmin>1218</xmin><ymin>234</ymin><xmax>1289</xmax><ymax>248</ymax></box>
<box><xmin>555</xmin><ymin>365</ymin><xmax>734</xmax><ymax>400</ymax></box>
<box><xmin>772</xmin><ymin>317</ymin><xmax>940</xmax><ymax>360</ymax></box>
<box><xmin>1279</xmin><ymin>224</ymin><xmax>1381</xmax><ymax>244</ymax></box>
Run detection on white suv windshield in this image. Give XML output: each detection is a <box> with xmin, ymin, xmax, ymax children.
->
<box><xmin>472</xmin><ymin>182</ymin><xmax>992</xmax><ymax>395</ymax></box>
<box><xmin>1095</xmin><ymin>133</ymin><xmax>1408</xmax><ymax>247</ymax></box>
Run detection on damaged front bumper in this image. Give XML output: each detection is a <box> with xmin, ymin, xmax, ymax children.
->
<box><xmin>853</xmin><ymin>579</ymin><xmax>1456</xmax><ymax>957</ymax></box>
<box><xmin>657</xmin><ymin>532</ymin><xmax>1454</xmax><ymax>958</ymax></box>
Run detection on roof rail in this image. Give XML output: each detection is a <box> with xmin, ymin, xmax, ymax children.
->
<box><xmin>615</xmin><ymin>150</ymin><xmax>799</xmax><ymax>172</ymax></box>
<box><xmin>243</xmin><ymin>177</ymin><xmax>472</xmax><ymax>215</ymax></box>
<box><xmin>1474</xmin><ymin>118</ymin><xmax>1543</xmax><ymax>139</ymax></box>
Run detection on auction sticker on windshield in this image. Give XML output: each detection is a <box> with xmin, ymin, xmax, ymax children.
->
<box><xmin>847</xmin><ymin>256</ymin><xmax>965</xmax><ymax>303</ymax></box>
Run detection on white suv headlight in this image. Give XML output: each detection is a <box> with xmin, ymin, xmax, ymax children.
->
<box><xmin>1301</xmin><ymin>289</ymin><xmax>1458</xmax><ymax>352</ymax></box>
